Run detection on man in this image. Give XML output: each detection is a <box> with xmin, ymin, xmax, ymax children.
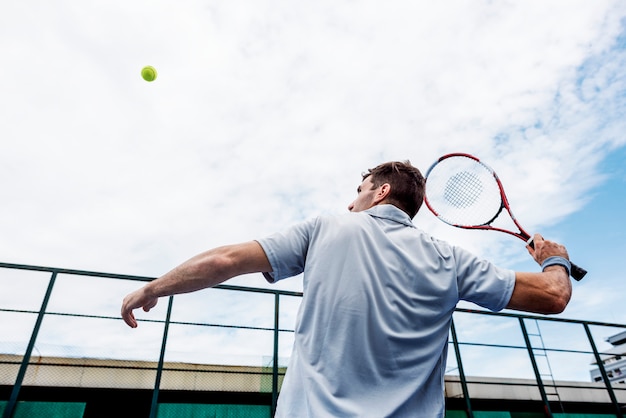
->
<box><xmin>121</xmin><ymin>161</ymin><xmax>572</xmax><ymax>417</ymax></box>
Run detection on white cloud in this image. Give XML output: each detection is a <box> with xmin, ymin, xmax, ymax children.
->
<box><xmin>1</xmin><ymin>1</ymin><xmax>626</xmax><ymax>337</ymax></box>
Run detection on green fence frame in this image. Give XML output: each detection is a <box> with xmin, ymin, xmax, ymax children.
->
<box><xmin>1</xmin><ymin>262</ymin><xmax>625</xmax><ymax>418</ymax></box>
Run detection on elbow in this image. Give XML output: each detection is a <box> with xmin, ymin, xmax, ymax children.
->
<box><xmin>508</xmin><ymin>271</ymin><xmax>572</xmax><ymax>315</ymax></box>
<box><xmin>184</xmin><ymin>248</ymin><xmax>238</xmax><ymax>283</ymax></box>
<box><xmin>541</xmin><ymin>271</ymin><xmax>573</xmax><ymax>315</ymax></box>
<box><xmin>545</xmin><ymin>297</ymin><xmax>568</xmax><ymax>315</ymax></box>
<box><xmin>543</xmin><ymin>288</ymin><xmax>572</xmax><ymax>315</ymax></box>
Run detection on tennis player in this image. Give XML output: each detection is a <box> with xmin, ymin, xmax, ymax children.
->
<box><xmin>121</xmin><ymin>160</ymin><xmax>572</xmax><ymax>417</ymax></box>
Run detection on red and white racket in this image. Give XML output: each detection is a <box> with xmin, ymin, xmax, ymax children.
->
<box><xmin>424</xmin><ymin>153</ymin><xmax>586</xmax><ymax>281</ymax></box>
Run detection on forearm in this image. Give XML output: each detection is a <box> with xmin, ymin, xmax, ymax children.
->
<box><xmin>121</xmin><ymin>241</ymin><xmax>271</xmax><ymax>328</ymax></box>
<box><xmin>507</xmin><ymin>266</ymin><xmax>572</xmax><ymax>314</ymax></box>
<box><xmin>145</xmin><ymin>248</ymin><xmax>236</xmax><ymax>298</ymax></box>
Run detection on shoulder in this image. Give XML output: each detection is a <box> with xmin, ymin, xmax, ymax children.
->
<box><xmin>308</xmin><ymin>212</ymin><xmax>373</xmax><ymax>239</ymax></box>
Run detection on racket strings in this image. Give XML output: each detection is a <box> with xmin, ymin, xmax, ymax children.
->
<box><xmin>444</xmin><ymin>171</ymin><xmax>484</xmax><ymax>208</ymax></box>
<box><xmin>426</xmin><ymin>158</ymin><xmax>503</xmax><ymax>226</ymax></box>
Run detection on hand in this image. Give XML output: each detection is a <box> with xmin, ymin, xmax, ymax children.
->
<box><xmin>526</xmin><ymin>233</ymin><xmax>569</xmax><ymax>266</ymax></box>
<box><xmin>121</xmin><ymin>287</ymin><xmax>158</xmax><ymax>328</ymax></box>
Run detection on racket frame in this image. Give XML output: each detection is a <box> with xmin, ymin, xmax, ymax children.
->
<box><xmin>424</xmin><ymin>152</ymin><xmax>586</xmax><ymax>281</ymax></box>
<box><xmin>424</xmin><ymin>152</ymin><xmax>532</xmax><ymax>241</ymax></box>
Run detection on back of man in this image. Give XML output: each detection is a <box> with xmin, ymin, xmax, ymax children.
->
<box><xmin>121</xmin><ymin>160</ymin><xmax>570</xmax><ymax>417</ymax></box>
<box><xmin>259</xmin><ymin>204</ymin><xmax>515</xmax><ymax>417</ymax></box>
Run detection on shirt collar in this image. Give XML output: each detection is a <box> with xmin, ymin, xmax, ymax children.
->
<box><xmin>365</xmin><ymin>204</ymin><xmax>415</xmax><ymax>228</ymax></box>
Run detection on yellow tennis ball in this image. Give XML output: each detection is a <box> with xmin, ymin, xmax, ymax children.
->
<box><xmin>141</xmin><ymin>66</ymin><xmax>157</xmax><ymax>82</ymax></box>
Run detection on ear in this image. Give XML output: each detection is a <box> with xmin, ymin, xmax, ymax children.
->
<box><xmin>374</xmin><ymin>183</ymin><xmax>391</xmax><ymax>203</ymax></box>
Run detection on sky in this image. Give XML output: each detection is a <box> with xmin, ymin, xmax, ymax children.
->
<box><xmin>1</xmin><ymin>0</ymin><xmax>626</xmax><ymax>379</ymax></box>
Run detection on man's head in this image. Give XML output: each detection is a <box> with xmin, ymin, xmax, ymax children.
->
<box><xmin>348</xmin><ymin>160</ymin><xmax>425</xmax><ymax>218</ymax></box>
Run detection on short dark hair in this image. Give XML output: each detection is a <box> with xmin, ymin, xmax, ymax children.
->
<box><xmin>363</xmin><ymin>160</ymin><xmax>425</xmax><ymax>218</ymax></box>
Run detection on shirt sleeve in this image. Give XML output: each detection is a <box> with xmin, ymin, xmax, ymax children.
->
<box><xmin>256</xmin><ymin>217</ymin><xmax>318</xmax><ymax>283</ymax></box>
<box><xmin>453</xmin><ymin>246</ymin><xmax>516</xmax><ymax>312</ymax></box>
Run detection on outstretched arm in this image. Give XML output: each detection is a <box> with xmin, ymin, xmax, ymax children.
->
<box><xmin>506</xmin><ymin>234</ymin><xmax>572</xmax><ymax>314</ymax></box>
<box><xmin>121</xmin><ymin>241</ymin><xmax>271</xmax><ymax>328</ymax></box>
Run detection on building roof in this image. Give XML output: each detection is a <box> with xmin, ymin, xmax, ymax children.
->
<box><xmin>607</xmin><ymin>330</ymin><xmax>626</xmax><ymax>346</ymax></box>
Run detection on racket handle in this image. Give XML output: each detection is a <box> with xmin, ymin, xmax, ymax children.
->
<box><xmin>526</xmin><ymin>237</ymin><xmax>587</xmax><ymax>281</ymax></box>
<box><xmin>570</xmin><ymin>263</ymin><xmax>587</xmax><ymax>281</ymax></box>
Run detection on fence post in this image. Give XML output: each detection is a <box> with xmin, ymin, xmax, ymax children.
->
<box><xmin>148</xmin><ymin>296</ymin><xmax>174</xmax><ymax>418</ymax></box>
<box><xmin>519</xmin><ymin>317</ymin><xmax>552</xmax><ymax>418</ymax></box>
<box><xmin>583</xmin><ymin>323</ymin><xmax>623</xmax><ymax>418</ymax></box>
<box><xmin>3</xmin><ymin>271</ymin><xmax>57</xmax><ymax>418</ymax></box>
<box><xmin>271</xmin><ymin>293</ymin><xmax>280</xmax><ymax>417</ymax></box>
<box><xmin>450</xmin><ymin>317</ymin><xmax>474</xmax><ymax>418</ymax></box>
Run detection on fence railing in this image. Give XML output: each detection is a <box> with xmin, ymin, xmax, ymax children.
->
<box><xmin>1</xmin><ymin>262</ymin><xmax>625</xmax><ymax>418</ymax></box>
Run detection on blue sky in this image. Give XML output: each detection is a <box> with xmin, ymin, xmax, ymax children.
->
<box><xmin>1</xmin><ymin>1</ymin><xmax>626</xmax><ymax>372</ymax></box>
<box><xmin>531</xmin><ymin>145</ymin><xmax>626</xmax><ymax>323</ymax></box>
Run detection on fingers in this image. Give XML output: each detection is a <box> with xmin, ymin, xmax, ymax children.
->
<box><xmin>143</xmin><ymin>299</ymin><xmax>158</xmax><ymax>312</ymax></box>
<box><xmin>121</xmin><ymin>288</ymin><xmax>158</xmax><ymax>328</ymax></box>
<box><xmin>121</xmin><ymin>299</ymin><xmax>138</xmax><ymax>328</ymax></box>
<box><xmin>531</xmin><ymin>233</ymin><xmax>544</xmax><ymax>246</ymax></box>
<box><xmin>121</xmin><ymin>293</ymin><xmax>138</xmax><ymax>328</ymax></box>
<box><xmin>122</xmin><ymin>310</ymin><xmax>137</xmax><ymax>328</ymax></box>
<box><xmin>527</xmin><ymin>233</ymin><xmax>569</xmax><ymax>265</ymax></box>
<box><xmin>526</xmin><ymin>233</ymin><xmax>542</xmax><ymax>256</ymax></box>
<box><xmin>543</xmin><ymin>240</ymin><xmax>569</xmax><ymax>260</ymax></box>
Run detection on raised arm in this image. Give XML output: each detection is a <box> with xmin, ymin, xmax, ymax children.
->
<box><xmin>506</xmin><ymin>234</ymin><xmax>572</xmax><ymax>314</ymax></box>
<box><xmin>121</xmin><ymin>240</ymin><xmax>271</xmax><ymax>328</ymax></box>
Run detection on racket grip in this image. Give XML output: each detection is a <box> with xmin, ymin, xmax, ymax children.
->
<box><xmin>526</xmin><ymin>237</ymin><xmax>587</xmax><ymax>281</ymax></box>
<box><xmin>570</xmin><ymin>263</ymin><xmax>587</xmax><ymax>281</ymax></box>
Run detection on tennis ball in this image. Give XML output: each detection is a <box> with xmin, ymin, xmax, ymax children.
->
<box><xmin>141</xmin><ymin>66</ymin><xmax>157</xmax><ymax>82</ymax></box>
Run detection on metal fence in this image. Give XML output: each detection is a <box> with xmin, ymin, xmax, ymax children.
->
<box><xmin>1</xmin><ymin>262</ymin><xmax>625</xmax><ymax>418</ymax></box>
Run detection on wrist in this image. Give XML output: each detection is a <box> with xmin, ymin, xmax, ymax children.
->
<box><xmin>541</xmin><ymin>256</ymin><xmax>571</xmax><ymax>277</ymax></box>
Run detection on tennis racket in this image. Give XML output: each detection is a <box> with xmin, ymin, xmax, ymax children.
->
<box><xmin>424</xmin><ymin>152</ymin><xmax>587</xmax><ymax>281</ymax></box>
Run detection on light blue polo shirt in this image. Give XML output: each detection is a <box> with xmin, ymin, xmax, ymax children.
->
<box><xmin>257</xmin><ymin>204</ymin><xmax>515</xmax><ymax>417</ymax></box>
